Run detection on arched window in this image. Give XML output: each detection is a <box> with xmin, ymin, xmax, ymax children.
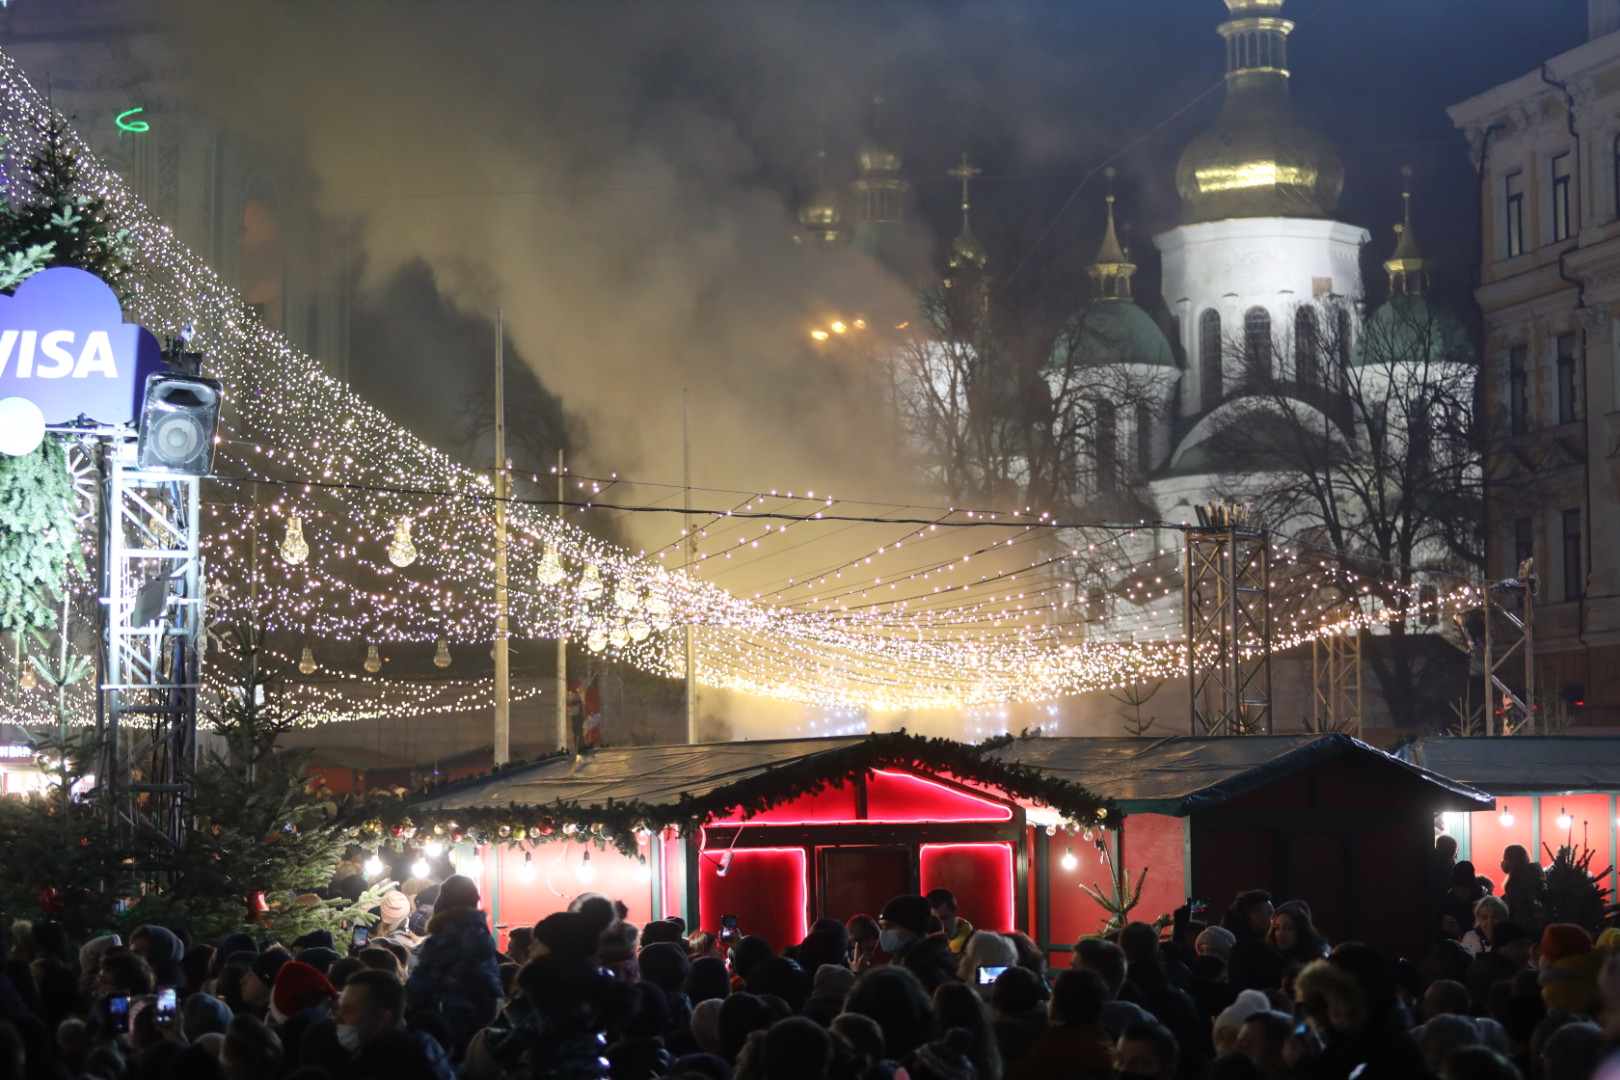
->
<box><xmin>1244</xmin><ymin>307</ymin><xmax>1273</xmax><ymax>382</ymax></box>
<box><xmin>1295</xmin><ymin>307</ymin><xmax>1320</xmax><ymax>389</ymax></box>
<box><xmin>1199</xmin><ymin>310</ymin><xmax>1223</xmax><ymax>408</ymax></box>
<box><xmin>1095</xmin><ymin>399</ymin><xmax>1118</xmax><ymax>494</ymax></box>
<box><xmin>1135</xmin><ymin>403</ymin><xmax>1155</xmax><ymax>475</ymax></box>
<box><xmin>1337</xmin><ymin>307</ymin><xmax>1354</xmax><ymax>390</ymax></box>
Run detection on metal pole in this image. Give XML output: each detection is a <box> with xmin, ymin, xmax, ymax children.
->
<box><xmin>493</xmin><ymin>310</ymin><xmax>511</xmax><ymax>765</ymax></box>
<box><xmin>683</xmin><ymin>389</ymin><xmax>696</xmax><ymax>744</ymax></box>
<box><xmin>1483</xmin><ymin>587</ymin><xmax>1495</xmax><ymax>736</ymax></box>
<box><xmin>554</xmin><ymin>449</ymin><xmax>568</xmax><ymax>752</ymax></box>
<box><xmin>1524</xmin><ymin>569</ymin><xmax>1536</xmax><ymax>734</ymax></box>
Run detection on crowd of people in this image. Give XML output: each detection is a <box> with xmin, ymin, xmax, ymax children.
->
<box><xmin>2</xmin><ymin>841</ymin><xmax>1619</xmax><ymax>1080</ymax></box>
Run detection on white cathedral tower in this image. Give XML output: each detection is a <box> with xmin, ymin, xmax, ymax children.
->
<box><xmin>1154</xmin><ymin>0</ymin><xmax>1369</xmax><ymax>465</ymax></box>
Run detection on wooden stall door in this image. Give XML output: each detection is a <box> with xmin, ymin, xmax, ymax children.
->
<box><xmin>820</xmin><ymin>846</ymin><xmax>913</xmax><ymax>923</ymax></box>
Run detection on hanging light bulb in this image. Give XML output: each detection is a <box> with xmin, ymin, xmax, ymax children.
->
<box><xmin>363</xmin><ymin>852</ymin><xmax>385</xmax><ymax>878</ymax></box>
<box><xmin>298</xmin><ymin>647</ymin><xmax>316</xmax><ymax>675</ymax></box>
<box><xmin>423</xmin><ymin>840</ymin><xmax>444</xmax><ymax>858</ymax></box>
<box><xmin>1499</xmin><ymin>805</ymin><xmax>1514</xmax><ymax>827</ymax></box>
<box><xmin>586</xmin><ymin>626</ymin><xmax>608</xmax><ymax>653</ymax></box>
<box><xmin>433</xmin><ymin>638</ymin><xmax>452</xmax><ymax>668</ymax></box>
<box><xmin>577</xmin><ymin>564</ymin><xmax>605</xmax><ymax>600</ymax></box>
<box><xmin>609</xmin><ymin>621</ymin><xmax>630</xmax><ymax>649</ymax></box>
<box><xmin>613</xmin><ymin>582</ymin><xmax>639</xmax><ymax>612</ymax></box>
<box><xmin>537</xmin><ymin>543</ymin><xmax>566</xmax><ymax>586</ymax></box>
<box><xmin>1061</xmin><ymin>846</ymin><xmax>1079</xmax><ymax>872</ymax></box>
<box><xmin>577</xmin><ymin>849</ymin><xmax>596</xmax><ymax>884</ymax></box>
<box><xmin>280</xmin><ymin>516</ymin><xmax>309</xmax><ymax>565</ymax></box>
<box><xmin>388</xmin><ymin>517</ymin><xmax>418</xmax><ymax>567</ymax></box>
<box><xmin>18</xmin><ymin>661</ymin><xmax>36</xmax><ymax>692</ymax></box>
<box><xmin>717</xmin><ymin>850</ymin><xmax>733</xmax><ymax>877</ymax></box>
<box><xmin>410</xmin><ymin>857</ymin><xmax>430</xmax><ymax>879</ymax></box>
<box><xmin>636</xmin><ymin>854</ymin><xmax>652</xmax><ymax>883</ymax></box>
<box><xmin>364</xmin><ymin>644</ymin><xmax>382</xmax><ymax>674</ymax></box>
<box><xmin>628</xmin><ymin>617</ymin><xmax>651</xmax><ymax>643</ymax></box>
<box><xmin>1558</xmin><ymin>807</ymin><xmax>1573</xmax><ymax>830</ymax></box>
<box><xmin>645</xmin><ymin>593</ymin><xmax>670</xmax><ymax>618</ymax></box>
<box><xmin>518</xmin><ymin>851</ymin><xmax>537</xmax><ymax>883</ymax></box>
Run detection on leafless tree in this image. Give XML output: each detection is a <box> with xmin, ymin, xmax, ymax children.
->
<box><xmin>1205</xmin><ymin>295</ymin><xmax>1483</xmax><ymax>727</ymax></box>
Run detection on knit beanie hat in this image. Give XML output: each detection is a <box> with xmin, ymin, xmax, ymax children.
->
<box><xmin>905</xmin><ymin>1028</ymin><xmax>977</xmax><ymax>1080</ymax></box>
<box><xmin>379</xmin><ymin>890</ymin><xmax>411</xmax><ymax>924</ymax></box>
<box><xmin>296</xmin><ymin>947</ymin><xmax>341</xmax><ymax>975</ymax></box>
<box><xmin>78</xmin><ymin>934</ymin><xmax>122</xmax><ymax>976</ymax></box>
<box><xmin>292</xmin><ymin>930</ymin><xmax>333</xmax><ymax>952</ymax></box>
<box><xmin>1215</xmin><ymin>988</ymin><xmax>1272</xmax><ymax>1034</ymax></box>
<box><xmin>811</xmin><ymin>963</ymin><xmax>856</xmax><ymax>1001</ymax></box>
<box><xmin>1540</xmin><ymin>923</ymin><xmax>1593</xmax><ymax>963</ymax></box>
<box><xmin>691</xmin><ymin>997</ymin><xmax>725</xmax><ymax>1056</ymax></box>
<box><xmin>1197</xmin><ymin>925</ymin><xmax>1237</xmax><ymax>959</ymax></box>
<box><xmin>641</xmin><ymin>918</ymin><xmax>685</xmax><ymax>947</ymax></box>
<box><xmin>250</xmin><ymin>950</ymin><xmax>288</xmax><ymax>988</ymax></box>
<box><xmin>639</xmin><ymin>941</ymin><xmax>692</xmax><ymax>994</ymax></box>
<box><xmin>271</xmin><ymin>960</ymin><xmax>338</xmax><ymax>1018</ymax></box>
<box><xmin>532</xmin><ymin>911</ymin><xmax>600</xmax><ymax>962</ymax></box>
<box><xmin>880</xmin><ymin>894</ymin><xmax>931</xmax><ymax>937</ymax></box>
<box><xmin>181</xmin><ymin>993</ymin><xmax>233</xmax><ymax>1041</ymax></box>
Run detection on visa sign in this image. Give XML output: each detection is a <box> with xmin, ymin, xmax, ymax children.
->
<box><xmin>0</xmin><ymin>266</ymin><xmax>162</xmax><ymax>425</ymax></box>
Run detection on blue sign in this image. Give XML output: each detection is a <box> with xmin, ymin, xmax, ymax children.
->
<box><xmin>0</xmin><ymin>267</ymin><xmax>163</xmax><ymax>427</ymax></box>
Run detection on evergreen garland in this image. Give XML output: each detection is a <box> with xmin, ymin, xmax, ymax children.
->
<box><xmin>344</xmin><ymin>731</ymin><xmax>1118</xmax><ymax>856</ymax></box>
<box><xmin>0</xmin><ymin>437</ymin><xmax>83</xmax><ymax>636</ymax></box>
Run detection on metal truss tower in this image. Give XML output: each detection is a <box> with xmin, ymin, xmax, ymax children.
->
<box><xmin>97</xmin><ymin>436</ymin><xmax>203</xmax><ymax>851</ymax></box>
<box><xmin>1184</xmin><ymin>504</ymin><xmax>1272</xmax><ymax>735</ymax></box>
<box><xmin>1311</xmin><ymin>628</ymin><xmax>1363</xmax><ymax>735</ymax></box>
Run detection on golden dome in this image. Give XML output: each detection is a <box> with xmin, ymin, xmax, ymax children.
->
<box><xmin>1175</xmin><ymin>0</ymin><xmax>1343</xmax><ymax>223</ymax></box>
<box><xmin>799</xmin><ymin>184</ymin><xmax>843</xmax><ymax>230</ymax></box>
<box><xmin>857</xmin><ymin>95</ymin><xmax>902</xmax><ymax>175</ymax></box>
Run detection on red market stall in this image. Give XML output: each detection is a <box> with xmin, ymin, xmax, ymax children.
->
<box><xmin>987</xmin><ymin>734</ymin><xmax>1493</xmax><ymax>963</ymax></box>
<box><xmin>352</xmin><ymin>732</ymin><xmax>1489</xmax><ymax>961</ymax></box>
<box><xmin>1403</xmin><ymin>736</ymin><xmax>1620</xmax><ymax>900</ymax></box>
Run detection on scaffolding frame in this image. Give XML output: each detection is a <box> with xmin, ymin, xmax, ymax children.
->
<box><xmin>97</xmin><ymin>436</ymin><xmax>203</xmax><ymax>852</ymax></box>
<box><xmin>1481</xmin><ymin>559</ymin><xmax>1537</xmax><ymax>735</ymax></box>
<box><xmin>1311</xmin><ymin>627</ymin><xmax>1363</xmax><ymax>735</ymax></box>
<box><xmin>1184</xmin><ymin>508</ymin><xmax>1272</xmax><ymax>735</ymax></box>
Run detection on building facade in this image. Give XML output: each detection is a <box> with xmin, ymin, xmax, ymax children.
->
<box><xmin>1448</xmin><ymin>3</ymin><xmax>1620</xmax><ymax>727</ymax></box>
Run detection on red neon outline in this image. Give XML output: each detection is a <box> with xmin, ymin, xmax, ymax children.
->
<box><xmin>919</xmin><ymin>842</ymin><xmax>1015</xmax><ymax>931</ymax></box>
<box><xmin>706</xmin><ymin>769</ymin><xmax>1012</xmax><ymax>829</ymax></box>
<box><xmin>698</xmin><ymin>845</ymin><xmax>808</xmax><ymax>943</ymax></box>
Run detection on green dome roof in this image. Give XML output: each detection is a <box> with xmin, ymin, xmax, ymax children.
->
<box><xmin>1049</xmin><ymin>299</ymin><xmax>1177</xmax><ymax>370</ymax></box>
<box><xmin>1351</xmin><ymin>293</ymin><xmax>1472</xmax><ymax>368</ymax></box>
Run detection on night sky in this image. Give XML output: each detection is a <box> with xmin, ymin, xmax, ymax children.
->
<box><xmin>166</xmin><ymin>0</ymin><xmax>1592</xmax><ymax>522</ymax></box>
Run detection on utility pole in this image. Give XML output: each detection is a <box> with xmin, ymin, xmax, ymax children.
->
<box><xmin>683</xmin><ymin>389</ymin><xmax>696</xmax><ymax>744</ymax></box>
<box><xmin>554</xmin><ymin>448</ymin><xmax>568</xmax><ymax>752</ymax></box>
<box><xmin>492</xmin><ymin>311</ymin><xmax>510</xmax><ymax>765</ymax></box>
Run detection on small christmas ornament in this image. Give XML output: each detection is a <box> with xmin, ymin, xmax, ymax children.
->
<box><xmin>512</xmin><ymin>826</ymin><xmax>528</xmax><ymax>841</ymax></box>
<box><xmin>498</xmin><ymin>824</ymin><xmax>512</xmax><ymax>837</ymax></box>
<box><xmin>246</xmin><ymin>891</ymin><xmax>267</xmax><ymax>922</ymax></box>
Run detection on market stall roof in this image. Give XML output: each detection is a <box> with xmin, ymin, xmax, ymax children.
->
<box><xmin>1400</xmin><ymin>736</ymin><xmax>1620</xmax><ymax>795</ymax></box>
<box><xmin>983</xmin><ymin>733</ymin><xmax>1493</xmax><ymax>815</ymax></box>
<box><xmin>414</xmin><ymin>737</ymin><xmax>871</xmax><ymax>813</ymax></box>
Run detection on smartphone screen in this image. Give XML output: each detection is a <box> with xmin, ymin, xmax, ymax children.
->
<box><xmin>155</xmin><ymin>987</ymin><xmax>177</xmax><ymax>1025</ymax></box>
<box><xmin>977</xmin><ymin>965</ymin><xmax>1008</xmax><ymax>985</ymax></box>
<box><xmin>106</xmin><ymin>995</ymin><xmax>130</xmax><ymax>1034</ymax></box>
<box><xmin>352</xmin><ymin>925</ymin><xmax>370</xmax><ymax>947</ymax></box>
<box><xmin>1191</xmin><ymin>899</ymin><xmax>1210</xmax><ymax>921</ymax></box>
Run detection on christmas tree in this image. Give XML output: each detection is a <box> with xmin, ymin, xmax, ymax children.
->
<box><xmin>124</xmin><ymin>626</ymin><xmax>383</xmax><ymax>940</ymax></box>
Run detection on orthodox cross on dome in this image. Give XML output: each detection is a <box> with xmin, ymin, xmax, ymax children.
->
<box><xmin>1089</xmin><ymin>167</ymin><xmax>1136</xmax><ymax>300</ymax></box>
<box><xmin>947</xmin><ymin>151</ymin><xmax>987</xmax><ymax>274</ymax></box>
<box><xmin>1385</xmin><ymin>165</ymin><xmax>1434</xmax><ymax>295</ymax></box>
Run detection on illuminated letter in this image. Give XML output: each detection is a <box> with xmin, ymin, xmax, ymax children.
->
<box><xmin>16</xmin><ymin>330</ymin><xmax>36</xmax><ymax>377</ymax></box>
<box><xmin>73</xmin><ymin>331</ymin><xmax>118</xmax><ymax>378</ymax></box>
<box><xmin>0</xmin><ymin>330</ymin><xmax>18</xmax><ymax>378</ymax></box>
<box><xmin>36</xmin><ymin>330</ymin><xmax>75</xmax><ymax>377</ymax></box>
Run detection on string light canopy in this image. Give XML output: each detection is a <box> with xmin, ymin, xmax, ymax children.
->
<box><xmin>0</xmin><ymin>52</ymin><xmax>1485</xmax><ymax>721</ymax></box>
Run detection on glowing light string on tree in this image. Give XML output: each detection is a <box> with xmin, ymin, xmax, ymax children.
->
<box><xmin>0</xmin><ymin>53</ymin><xmax>1484</xmax><ymax>715</ymax></box>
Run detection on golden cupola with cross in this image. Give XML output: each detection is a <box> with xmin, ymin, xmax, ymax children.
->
<box><xmin>1175</xmin><ymin>0</ymin><xmax>1344</xmax><ymax>223</ymax></box>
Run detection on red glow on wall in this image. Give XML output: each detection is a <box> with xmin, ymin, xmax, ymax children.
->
<box><xmin>709</xmin><ymin>769</ymin><xmax>1009</xmax><ymax>826</ymax></box>
<box><xmin>866</xmin><ymin>770</ymin><xmax>1013</xmax><ymax>823</ymax></box>
<box><xmin>1122</xmin><ymin>814</ymin><xmax>1187</xmax><ymax>928</ymax></box>
<box><xmin>698</xmin><ymin>846</ymin><xmax>807</xmax><ymax>946</ymax></box>
<box><xmin>920</xmin><ymin>843</ymin><xmax>1014</xmax><ymax>932</ymax></box>
<box><xmin>491</xmin><ymin>842</ymin><xmax>653</xmax><ymax>953</ymax></box>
